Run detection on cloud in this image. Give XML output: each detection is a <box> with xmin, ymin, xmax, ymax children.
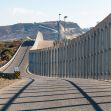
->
<box><xmin>0</xmin><ymin>7</ymin><xmax>56</xmax><ymax>25</ymax></box>
<box><xmin>13</xmin><ymin>8</ymin><xmax>34</xmax><ymax>15</ymax></box>
<box><xmin>12</xmin><ymin>8</ymin><xmax>49</xmax><ymax>23</ymax></box>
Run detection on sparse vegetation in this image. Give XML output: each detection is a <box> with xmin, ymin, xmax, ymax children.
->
<box><xmin>1</xmin><ymin>48</ymin><xmax>13</xmax><ymax>61</ymax></box>
<box><xmin>0</xmin><ymin>40</ymin><xmax>22</xmax><ymax>67</ymax></box>
<box><xmin>53</xmin><ymin>40</ymin><xmax>64</xmax><ymax>46</ymax></box>
<box><xmin>53</xmin><ymin>39</ymin><xmax>71</xmax><ymax>46</ymax></box>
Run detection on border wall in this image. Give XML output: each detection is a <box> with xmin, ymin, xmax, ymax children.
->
<box><xmin>29</xmin><ymin>14</ymin><xmax>111</xmax><ymax>80</ymax></box>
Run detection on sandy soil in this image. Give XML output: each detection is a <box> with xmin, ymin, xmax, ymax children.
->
<box><xmin>0</xmin><ymin>78</ymin><xmax>18</xmax><ymax>89</ymax></box>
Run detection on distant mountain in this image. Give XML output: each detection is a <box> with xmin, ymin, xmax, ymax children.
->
<box><xmin>0</xmin><ymin>21</ymin><xmax>89</xmax><ymax>40</ymax></box>
<box><xmin>82</xmin><ymin>28</ymin><xmax>90</xmax><ymax>33</ymax></box>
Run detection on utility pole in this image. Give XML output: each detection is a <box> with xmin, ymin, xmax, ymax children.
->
<box><xmin>64</xmin><ymin>16</ymin><xmax>68</xmax><ymax>31</ymax></box>
<box><xmin>59</xmin><ymin>14</ymin><xmax>61</xmax><ymax>21</ymax></box>
<box><xmin>64</xmin><ymin>16</ymin><xmax>68</xmax><ymax>40</ymax></box>
<box><xmin>58</xmin><ymin>13</ymin><xmax>61</xmax><ymax>40</ymax></box>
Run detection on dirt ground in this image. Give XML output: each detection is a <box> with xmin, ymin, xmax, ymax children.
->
<box><xmin>0</xmin><ymin>78</ymin><xmax>18</xmax><ymax>89</ymax></box>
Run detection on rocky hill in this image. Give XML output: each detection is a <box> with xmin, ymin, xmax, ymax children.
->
<box><xmin>0</xmin><ymin>21</ymin><xmax>88</xmax><ymax>40</ymax></box>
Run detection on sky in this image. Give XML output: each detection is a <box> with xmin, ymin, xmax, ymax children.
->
<box><xmin>0</xmin><ymin>0</ymin><xmax>111</xmax><ymax>28</ymax></box>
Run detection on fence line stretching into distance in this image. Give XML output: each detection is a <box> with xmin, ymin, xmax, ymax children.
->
<box><xmin>29</xmin><ymin>14</ymin><xmax>111</xmax><ymax>80</ymax></box>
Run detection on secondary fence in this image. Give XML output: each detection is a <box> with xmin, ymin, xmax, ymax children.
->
<box><xmin>29</xmin><ymin>14</ymin><xmax>111</xmax><ymax>80</ymax></box>
<box><xmin>0</xmin><ymin>72</ymin><xmax>20</xmax><ymax>79</ymax></box>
